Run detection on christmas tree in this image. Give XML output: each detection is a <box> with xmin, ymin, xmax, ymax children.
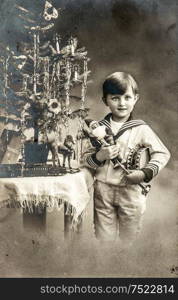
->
<box><xmin>0</xmin><ymin>0</ymin><xmax>90</xmax><ymax>176</ymax></box>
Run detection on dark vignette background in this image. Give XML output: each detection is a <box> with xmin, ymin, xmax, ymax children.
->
<box><xmin>0</xmin><ymin>0</ymin><xmax>177</xmax><ymax>278</ymax></box>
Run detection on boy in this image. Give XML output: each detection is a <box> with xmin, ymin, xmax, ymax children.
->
<box><xmin>81</xmin><ymin>72</ymin><xmax>170</xmax><ymax>246</ymax></box>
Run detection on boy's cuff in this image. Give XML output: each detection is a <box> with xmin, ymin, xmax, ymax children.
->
<box><xmin>141</xmin><ymin>168</ymin><xmax>154</xmax><ymax>183</ymax></box>
<box><xmin>141</xmin><ymin>163</ymin><xmax>159</xmax><ymax>182</ymax></box>
<box><xmin>86</xmin><ymin>153</ymin><xmax>104</xmax><ymax>169</ymax></box>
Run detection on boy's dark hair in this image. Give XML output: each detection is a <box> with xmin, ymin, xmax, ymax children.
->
<box><xmin>102</xmin><ymin>72</ymin><xmax>139</xmax><ymax>104</ymax></box>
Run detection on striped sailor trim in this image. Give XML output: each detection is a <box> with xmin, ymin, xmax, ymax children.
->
<box><xmin>146</xmin><ymin>163</ymin><xmax>159</xmax><ymax>177</ymax></box>
<box><xmin>104</xmin><ymin>112</ymin><xmax>113</xmax><ymax>122</ymax></box>
<box><xmin>86</xmin><ymin>156</ymin><xmax>98</xmax><ymax>168</ymax></box>
<box><xmin>99</xmin><ymin>119</ymin><xmax>111</xmax><ymax>129</ymax></box>
<box><xmin>86</xmin><ymin>155</ymin><xmax>101</xmax><ymax>169</ymax></box>
<box><xmin>114</xmin><ymin>120</ymin><xmax>146</xmax><ymax>140</ymax></box>
<box><xmin>99</xmin><ymin>119</ymin><xmax>145</xmax><ymax>132</ymax></box>
<box><xmin>119</xmin><ymin>120</ymin><xmax>145</xmax><ymax>131</ymax></box>
<box><xmin>99</xmin><ymin>115</ymin><xmax>146</xmax><ymax>141</ymax></box>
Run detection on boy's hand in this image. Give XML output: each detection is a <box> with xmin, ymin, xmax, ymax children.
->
<box><xmin>125</xmin><ymin>170</ymin><xmax>146</xmax><ymax>184</ymax></box>
<box><xmin>96</xmin><ymin>145</ymin><xmax>119</xmax><ymax>162</ymax></box>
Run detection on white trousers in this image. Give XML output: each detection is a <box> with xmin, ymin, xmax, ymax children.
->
<box><xmin>94</xmin><ymin>180</ymin><xmax>147</xmax><ymax>243</ymax></box>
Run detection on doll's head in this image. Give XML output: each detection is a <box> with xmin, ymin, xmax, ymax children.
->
<box><xmin>85</xmin><ymin>119</ymin><xmax>106</xmax><ymax>140</ymax></box>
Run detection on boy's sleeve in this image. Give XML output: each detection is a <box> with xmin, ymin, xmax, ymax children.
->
<box><xmin>80</xmin><ymin>138</ymin><xmax>104</xmax><ymax>169</ymax></box>
<box><xmin>140</xmin><ymin>126</ymin><xmax>171</xmax><ymax>182</ymax></box>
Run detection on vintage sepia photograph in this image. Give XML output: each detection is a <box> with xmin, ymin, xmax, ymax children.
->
<box><xmin>0</xmin><ymin>0</ymin><xmax>177</xmax><ymax>283</ymax></box>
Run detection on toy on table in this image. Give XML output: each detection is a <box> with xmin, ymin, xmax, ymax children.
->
<box><xmin>58</xmin><ymin>135</ymin><xmax>76</xmax><ymax>170</ymax></box>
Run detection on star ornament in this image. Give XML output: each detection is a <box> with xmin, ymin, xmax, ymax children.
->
<box><xmin>43</xmin><ymin>1</ymin><xmax>59</xmax><ymax>21</ymax></box>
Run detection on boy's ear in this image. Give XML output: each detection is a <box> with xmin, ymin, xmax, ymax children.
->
<box><xmin>135</xmin><ymin>94</ymin><xmax>139</xmax><ymax>102</ymax></box>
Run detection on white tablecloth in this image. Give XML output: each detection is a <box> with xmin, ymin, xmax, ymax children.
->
<box><xmin>0</xmin><ymin>168</ymin><xmax>94</xmax><ymax>224</ymax></box>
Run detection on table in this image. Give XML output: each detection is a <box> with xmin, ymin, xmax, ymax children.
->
<box><xmin>0</xmin><ymin>168</ymin><xmax>94</xmax><ymax>236</ymax></box>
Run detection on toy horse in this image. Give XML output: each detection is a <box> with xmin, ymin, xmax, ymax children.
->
<box><xmin>45</xmin><ymin>124</ymin><xmax>62</xmax><ymax>167</ymax></box>
<box><xmin>58</xmin><ymin>135</ymin><xmax>75</xmax><ymax>169</ymax></box>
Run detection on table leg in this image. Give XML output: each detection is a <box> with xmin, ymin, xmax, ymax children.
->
<box><xmin>23</xmin><ymin>203</ymin><xmax>83</xmax><ymax>236</ymax></box>
<box><xmin>64</xmin><ymin>203</ymin><xmax>72</xmax><ymax>239</ymax></box>
<box><xmin>23</xmin><ymin>205</ymin><xmax>46</xmax><ymax>232</ymax></box>
<box><xmin>64</xmin><ymin>203</ymin><xmax>83</xmax><ymax>239</ymax></box>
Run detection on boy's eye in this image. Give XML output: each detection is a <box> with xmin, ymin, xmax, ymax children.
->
<box><xmin>125</xmin><ymin>95</ymin><xmax>131</xmax><ymax>100</ymax></box>
<box><xmin>111</xmin><ymin>96</ymin><xmax>119</xmax><ymax>101</ymax></box>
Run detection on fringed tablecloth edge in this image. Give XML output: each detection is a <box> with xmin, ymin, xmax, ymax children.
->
<box><xmin>0</xmin><ymin>195</ymin><xmax>83</xmax><ymax>229</ymax></box>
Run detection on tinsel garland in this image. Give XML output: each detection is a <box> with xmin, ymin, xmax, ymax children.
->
<box><xmin>0</xmin><ymin>0</ymin><xmax>91</xmax><ymax>168</ymax></box>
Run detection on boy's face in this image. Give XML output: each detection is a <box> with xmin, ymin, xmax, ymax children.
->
<box><xmin>105</xmin><ymin>85</ymin><xmax>138</xmax><ymax>122</ymax></box>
